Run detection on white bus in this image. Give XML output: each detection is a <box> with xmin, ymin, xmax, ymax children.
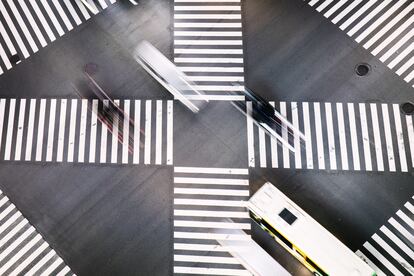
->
<box><xmin>247</xmin><ymin>182</ymin><xmax>376</xmax><ymax>276</ymax></box>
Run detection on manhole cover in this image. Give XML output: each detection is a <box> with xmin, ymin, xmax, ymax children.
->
<box><xmin>400</xmin><ymin>102</ymin><xmax>414</xmax><ymax>115</ymax></box>
<box><xmin>355</xmin><ymin>63</ymin><xmax>370</xmax><ymax>76</ymax></box>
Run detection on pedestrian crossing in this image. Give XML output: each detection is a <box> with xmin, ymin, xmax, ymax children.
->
<box><xmin>305</xmin><ymin>0</ymin><xmax>414</xmax><ymax>88</ymax></box>
<box><xmin>356</xmin><ymin>195</ymin><xmax>414</xmax><ymax>276</ymax></box>
<box><xmin>173</xmin><ymin>0</ymin><xmax>246</xmax><ymax>101</ymax></box>
<box><xmin>173</xmin><ymin>166</ymin><xmax>252</xmax><ymax>275</ymax></box>
<box><xmin>0</xmin><ymin>98</ymin><xmax>173</xmax><ymax>165</ymax></box>
<box><xmin>0</xmin><ymin>0</ymin><xmax>117</xmax><ymax>75</ymax></box>
<box><xmin>247</xmin><ymin>101</ymin><xmax>414</xmax><ymax>172</ymax></box>
<box><xmin>0</xmin><ymin>190</ymin><xmax>74</xmax><ymax>276</ymax></box>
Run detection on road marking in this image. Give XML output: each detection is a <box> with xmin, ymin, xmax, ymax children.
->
<box><xmin>0</xmin><ymin>100</ymin><xmax>5</xmax><ymax>154</ymax></box>
<box><xmin>314</xmin><ymin>102</ymin><xmax>325</xmax><ymax>170</ymax></box>
<box><xmin>174</xmin><ymin>255</ymin><xmax>241</xmax><ymax>264</ymax></box>
<box><xmin>35</xmin><ymin>99</ymin><xmax>46</xmax><ymax>161</ymax></box>
<box><xmin>18</xmin><ymin>0</ymin><xmax>47</xmax><ymax>47</ymax></box>
<box><xmin>174</xmin><ymin>210</ymin><xmax>249</xmax><ymax>218</ymax></box>
<box><xmin>40</xmin><ymin>0</ymin><xmax>64</xmax><ymax>37</ymax></box>
<box><xmin>392</xmin><ymin>104</ymin><xmax>407</xmax><ymax>172</ymax></box>
<box><xmin>336</xmin><ymin>103</ymin><xmax>349</xmax><ymax>170</ymax></box>
<box><xmin>175</xmin><ymin>40</ymin><xmax>243</xmax><ymax>46</ymax></box>
<box><xmin>174</xmin><ymin>188</ymin><xmax>249</xmax><ymax>196</ymax></box>
<box><xmin>167</xmin><ymin>100</ymin><xmax>173</xmax><ymax>165</ymax></box>
<box><xmin>359</xmin><ymin>103</ymin><xmax>372</xmax><ymax>171</ymax></box>
<box><xmin>174</xmin><ymin>167</ymin><xmax>248</xmax><ymax>175</ymax></box>
<box><xmin>363</xmin><ymin>241</ymin><xmax>404</xmax><ymax>276</ymax></box>
<box><xmin>247</xmin><ymin>102</ymin><xmax>255</xmax><ymax>167</ymax></box>
<box><xmin>46</xmin><ymin>99</ymin><xmax>57</xmax><ymax>162</ymax></box>
<box><xmin>174</xmin><ymin>198</ymin><xmax>246</xmax><ymax>207</ymax></box>
<box><xmin>25</xmin><ymin>99</ymin><xmax>36</xmax><ymax>161</ymax></box>
<box><xmin>62</xmin><ymin>0</ymin><xmax>82</xmax><ymax>25</ymax></box>
<box><xmin>174</xmin><ymin>23</ymin><xmax>242</xmax><ymax>28</ymax></box>
<box><xmin>174</xmin><ymin>31</ymin><xmax>242</xmax><ymax>37</ymax></box>
<box><xmin>370</xmin><ymin>104</ymin><xmax>384</xmax><ymax>171</ymax></box>
<box><xmin>174</xmin><ymin>14</ymin><xmax>241</xmax><ymax>19</ymax></box>
<box><xmin>133</xmin><ymin>100</ymin><xmax>141</xmax><ymax>164</ymax></box>
<box><xmin>100</xmin><ymin>100</ymin><xmax>108</xmax><ymax>163</ymax></box>
<box><xmin>78</xmin><ymin>99</ymin><xmax>88</xmax><ymax>163</ymax></box>
<box><xmin>51</xmin><ymin>0</ymin><xmax>73</xmax><ymax>31</ymax></box>
<box><xmin>389</xmin><ymin>217</ymin><xmax>414</xmax><ymax>244</ymax></box>
<box><xmin>325</xmin><ymin>103</ymin><xmax>337</xmax><ymax>170</ymax></box>
<box><xmin>9</xmin><ymin>242</ymin><xmax>49</xmax><ymax>276</ymax></box>
<box><xmin>155</xmin><ymin>100</ymin><xmax>162</xmax><ymax>165</ymax></box>
<box><xmin>122</xmin><ymin>100</ymin><xmax>130</xmax><ymax>164</ymax></box>
<box><xmin>174</xmin><ymin>6</ymin><xmax>241</xmax><ymax>11</ymax></box>
<box><xmin>340</xmin><ymin>0</ymin><xmax>378</xmax><ymax>31</ymax></box>
<box><xmin>144</xmin><ymin>100</ymin><xmax>152</xmax><ymax>165</ymax></box>
<box><xmin>259</xmin><ymin>123</ymin><xmax>266</xmax><ymax>168</ymax></box>
<box><xmin>111</xmin><ymin>100</ymin><xmax>120</xmax><ymax>164</ymax></box>
<box><xmin>67</xmin><ymin>99</ymin><xmax>77</xmax><ymax>162</ymax></box>
<box><xmin>57</xmin><ymin>99</ymin><xmax>67</xmax><ymax>162</ymax></box>
<box><xmin>303</xmin><ymin>102</ymin><xmax>313</xmax><ymax>169</ymax></box>
<box><xmin>348</xmin><ymin>103</ymin><xmax>360</xmax><ymax>170</ymax></box>
<box><xmin>280</xmin><ymin>102</ymin><xmax>290</xmax><ymax>168</ymax></box>
<box><xmin>355</xmin><ymin>250</ymin><xmax>386</xmax><ymax>276</ymax></box>
<box><xmin>381</xmin><ymin>104</ymin><xmax>396</xmax><ymax>171</ymax></box>
<box><xmin>175</xmin><ymin>57</ymin><xmax>244</xmax><ymax>63</ymax></box>
<box><xmin>380</xmin><ymin>225</ymin><xmax>414</xmax><ymax>261</ymax></box>
<box><xmin>292</xmin><ymin>102</ymin><xmax>301</xmax><ymax>169</ymax></box>
<box><xmin>270</xmin><ymin>102</ymin><xmax>278</xmax><ymax>168</ymax></box>
<box><xmin>14</xmin><ymin>99</ymin><xmax>26</xmax><ymax>161</ymax></box>
<box><xmin>174</xmin><ymin>220</ymin><xmax>250</xmax><ymax>230</ymax></box>
<box><xmin>89</xmin><ymin>99</ymin><xmax>98</xmax><ymax>163</ymax></box>
<box><xmin>4</xmin><ymin>99</ymin><xmax>16</xmax><ymax>161</ymax></box>
<box><xmin>174</xmin><ymin>177</ymin><xmax>249</xmax><ymax>185</ymax></box>
<box><xmin>174</xmin><ymin>232</ymin><xmax>250</xmax><ymax>241</ymax></box>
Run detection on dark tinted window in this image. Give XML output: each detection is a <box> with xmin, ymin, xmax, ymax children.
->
<box><xmin>279</xmin><ymin>208</ymin><xmax>297</xmax><ymax>225</ymax></box>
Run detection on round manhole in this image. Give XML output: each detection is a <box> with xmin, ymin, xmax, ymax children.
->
<box><xmin>355</xmin><ymin>63</ymin><xmax>371</xmax><ymax>76</ymax></box>
<box><xmin>400</xmin><ymin>102</ymin><xmax>414</xmax><ymax>115</ymax></box>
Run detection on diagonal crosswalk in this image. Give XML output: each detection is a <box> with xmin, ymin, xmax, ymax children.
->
<box><xmin>173</xmin><ymin>0</ymin><xmax>245</xmax><ymax>101</ymax></box>
<box><xmin>305</xmin><ymin>0</ymin><xmax>414</xmax><ymax>88</ymax></box>
<box><xmin>247</xmin><ymin>101</ymin><xmax>414</xmax><ymax>172</ymax></box>
<box><xmin>0</xmin><ymin>0</ymin><xmax>117</xmax><ymax>75</ymax></box>
<box><xmin>173</xmin><ymin>166</ymin><xmax>251</xmax><ymax>275</ymax></box>
<box><xmin>0</xmin><ymin>98</ymin><xmax>173</xmax><ymax>165</ymax></box>
<box><xmin>356</xmin><ymin>195</ymin><xmax>414</xmax><ymax>276</ymax></box>
<box><xmin>0</xmin><ymin>190</ymin><xmax>74</xmax><ymax>276</ymax></box>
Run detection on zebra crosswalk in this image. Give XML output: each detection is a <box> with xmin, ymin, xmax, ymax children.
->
<box><xmin>0</xmin><ymin>98</ymin><xmax>173</xmax><ymax>165</ymax></box>
<box><xmin>173</xmin><ymin>0</ymin><xmax>245</xmax><ymax>101</ymax></box>
<box><xmin>0</xmin><ymin>190</ymin><xmax>74</xmax><ymax>276</ymax></box>
<box><xmin>305</xmin><ymin>0</ymin><xmax>414</xmax><ymax>88</ymax></box>
<box><xmin>356</xmin><ymin>195</ymin><xmax>414</xmax><ymax>276</ymax></box>
<box><xmin>247</xmin><ymin>101</ymin><xmax>414</xmax><ymax>172</ymax></box>
<box><xmin>0</xmin><ymin>0</ymin><xmax>116</xmax><ymax>75</ymax></box>
<box><xmin>173</xmin><ymin>166</ymin><xmax>251</xmax><ymax>275</ymax></box>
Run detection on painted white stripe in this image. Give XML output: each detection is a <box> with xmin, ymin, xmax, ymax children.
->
<box><xmin>0</xmin><ymin>204</ymin><xmax>15</xmax><ymax>221</ymax></box>
<box><xmin>175</xmin><ymin>40</ymin><xmax>243</xmax><ymax>46</ymax></box>
<box><xmin>67</xmin><ymin>99</ymin><xmax>77</xmax><ymax>162</ymax></box>
<box><xmin>51</xmin><ymin>0</ymin><xmax>73</xmax><ymax>31</ymax></box>
<box><xmin>174</xmin><ymin>0</ymin><xmax>241</xmax><ymax>2</ymax></box>
<box><xmin>396</xmin><ymin>210</ymin><xmax>414</xmax><ymax>230</ymax></box>
<box><xmin>280</xmin><ymin>102</ymin><xmax>290</xmax><ymax>168</ymax></box>
<box><xmin>397</xmin><ymin>55</ymin><xmax>414</xmax><ymax>76</ymax></box>
<box><xmin>363</xmin><ymin>241</ymin><xmax>404</xmax><ymax>276</ymax></box>
<box><xmin>291</xmin><ymin>102</ymin><xmax>301</xmax><ymax>169</ymax></box>
<box><xmin>372</xmin><ymin>233</ymin><xmax>413</xmax><ymax>274</ymax></box>
<box><xmin>167</xmin><ymin>100</ymin><xmax>173</xmax><ymax>165</ymax></box>
<box><xmin>174</xmin><ymin>220</ymin><xmax>250</xmax><ymax>229</ymax></box>
<box><xmin>39</xmin><ymin>257</ymin><xmax>63</xmax><ymax>276</ymax></box>
<box><xmin>379</xmin><ymin>25</ymin><xmax>414</xmax><ymax>61</ymax></box>
<box><xmin>6</xmin><ymin>0</ymin><xmax>38</xmax><ymax>53</ymax></box>
<box><xmin>314</xmin><ymin>102</ymin><xmax>325</xmax><ymax>169</ymax></box>
<box><xmin>174</xmin><ymin>232</ymin><xmax>251</xmax><ymax>241</ymax></box>
<box><xmin>174</xmin><ymin>198</ymin><xmax>246</xmax><ymax>207</ymax></box>
<box><xmin>0</xmin><ymin>100</ymin><xmax>4</xmax><ymax>154</ymax></box>
<box><xmin>78</xmin><ymin>99</ymin><xmax>88</xmax><ymax>163</ymax></box>
<box><xmin>174</xmin><ymin>31</ymin><xmax>242</xmax><ymax>37</ymax></box>
<box><xmin>324</xmin><ymin>0</ymin><xmax>348</xmax><ymax>18</ymax></box>
<box><xmin>316</xmin><ymin>0</ymin><xmax>334</xmax><ymax>12</ymax></box>
<box><xmin>174</xmin><ymin>254</ymin><xmax>240</xmax><ymax>264</ymax></box>
<box><xmin>303</xmin><ymin>102</ymin><xmax>313</xmax><ymax>169</ymax></box>
<box><xmin>174</xmin><ymin>14</ymin><xmax>241</xmax><ymax>19</ymax></box>
<box><xmin>35</xmin><ymin>99</ymin><xmax>46</xmax><ymax>161</ymax></box>
<box><xmin>389</xmin><ymin>217</ymin><xmax>414</xmax><ymax>244</ymax></box>
<box><xmin>74</xmin><ymin>0</ymin><xmax>91</xmax><ymax>20</ymax></box>
<box><xmin>0</xmin><ymin>1</ymin><xmax>29</xmax><ymax>58</ymax></box>
<box><xmin>174</xmin><ymin>188</ymin><xmax>249</xmax><ymax>196</ymax></box>
<box><xmin>100</xmin><ymin>100</ymin><xmax>108</xmax><ymax>163</ymax></box>
<box><xmin>25</xmin><ymin>99</ymin><xmax>36</xmax><ymax>161</ymax></box>
<box><xmin>247</xmin><ymin>102</ymin><xmax>255</xmax><ymax>167</ymax></box>
<box><xmin>0</xmin><ymin>226</ymin><xmax>35</xmax><ymax>263</ymax></box>
<box><xmin>174</xmin><ymin>167</ymin><xmax>248</xmax><ymax>175</ymax></box>
<box><xmin>355</xmin><ymin>250</ymin><xmax>386</xmax><ymax>276</ymax></box>
<box><xmin>380</xmin><ymin>225</ymin><xmax>414</xmax><ymax>261</ymax></box>
<box><xmin>144</xmin><ymin>100</ymin><xmax>152</xmax><ymax>165</ymax></box>
<box><xmin>355</xmin><ymin>0</ymin><xmax>401</xmax><ymax>43</ymax></box>
<box><xmin>185</xmin><ymin>95</ymin><xmax>245</xmax><ymax>101</ymax></box>
<box><xmin>336</xmin><ymin>103</ymin><xmax>348</xmax><ymax>170</ymax></box>
<box><xmin>259</xmin><ymin>124</ymin><xmax>266</xmax><ymax>168</ymax></box>
<box><xmin>25</xmin><ymin>249</ymin><xmax>55</xmax><ymax>276</ymax></box>
<box><xmin>133</xmin><ymin>100</ymin><xmax>141</xmax><ymax>164</ymax></box>
<box><xmin>381</xmin><ymin>104</ymin><xmax>396</xmax><ymax>171</ymax></box>
<box><xmin>9</xmin><ymin>242</ymin><xmax>49</xmax><ymax>276</ymax></box>
<box><xmin>340</xmin><ymin>0</ymin><xmax>378</xmax><ymax>31</ymax></box>
<box><xmin>188</xmin><ymin>76</ymin><xmax>244</xmax><ymax>83</ymax></box>
<box><xmin>175</xmin><ymin>57</ymin><xmax>243</xmax><ymax>63</ymax></box>
<box><xmin>4</xmin><ymin>99</ymin><xmax>16</xmax><ymax>160</ymax></box>
<box><xmin>408</xmin><ymin>115</ymin><xmax>414</xmax><ymax>168</ymax></box>
<box><xmin>0</xmin><ymin>196</ymin><xmax>9</xmax><ymax>210</ymax></box>
<box><xmin>85</xmin><ymin>0</ymin><xmax>99</xmax><ymax>14</ymax></box>
<box><xmin>269</xmin><ymin>102</ymin><xmax>278</xmax><ymax>168</ymax></box>
<box><xmin>364</xmin><ymin>2</ymin><xmax>414</xmax><ymax>49</ymax></box>
<box><xmin>174</xmin><ymin>267</ymin><xmax>251</xmax><ymax>276</ymax></box>
<box><xmin>0</xmin><ymin>43</ymin><xmax>11</xmax><ymax>69</ymax></box>
<box><xmin>174</xmin><ymin>243</ymin><xmax>244</xmax><ymax>252</ymax></box>
<box><xmin>155</xmin><ymin>100</ymin><xmax>162</xmax><ymax>165</ymax></box>
<box><xmin>14</xmin><ymin>99</ymin><xmax>26</xmax><ymax>161</ymax></box>
<box><xmin>175</xmin><ymin>22</ymin><xmax>242</xmax><ymax>28</ymax></box>
<box><xmin>56</xmin><ymin>266</ymin><xmax>71</xmax><ymax>276</ymax></box>
<box><xmin>111</xmin><ymin>100</ymin><xmax>120</xmax><ymax>164</ymax></box>
<box><xmin>174</xmin><ymin>177</ymin><xmax>248</xmax><ymax>185</ymax></box>
<box><xmin>179</xmin><ymin>65</ymin><xmax>243</xmax><ymax>72</ymax></box>
<box><xmin>325</xmin><ymin>103</ymin><xmax>337</xmax><ymax>170</ymax></box>
<box><xmin>193</xmin><ymin>85</ymin><xmax>244</xmax><ymax>91</ymax></box>
<box><xmin>392</xmin><ymin>104</ymin><xmax>407</xmax><ymax>172</ymax></box>
<box><xmin>97</xmin><ymin>0</ymin><xmax>108</xmax><ymax>9</ymax></box>
<box><xmin>46</xmin><ymin>99</ymin><xmax>57</xmax><ymax>162</ymax></box>
<box><xmin>62</xmin><ymin>0</ymin><xmax>82</xmax><ymax>25</ymax></box>
<box><xmin>18</xmin><ymin>0</ymin><xmax>47</xmax><ymax>47</ymax></box>
<box><xmin>0</xmin><ymin>17</ymin><xmax>16</xmax><ymax>56</ymax></box>
<box><xmin>406</xmin><ymin>202</ymin><xmax>414</xmax><ymax>214</ymax></box>
<box><xmin>370</xmin><ymin>104</ymin><xmax>384</xmax><ymax>171</ymax></box>
<box><xmin>56</xmin><ymin>99</ymin><xmax>67</xmax><ymax>162</ymax></box>
<box><xmin>347</xmin><ymin>103</ymin><xmax>360</xmax><ymax>170</ymax></box>
<box><xmin>89</xmin><ymin>99</ymin><xmax>98</xmax><ymax>163</ymax></box>
<box><xmin>404</xmin><ymin>67</ymin><xmax>414</xmax><ymax>82</ymax></box>
<box><xmin>174</xmin><ymin>210</ymin><xmax>249</xmax><ymax>218</ymax></box>
<box><xmin>332</xmin><ymin>0</ymin><xmax>363</xmax><ymax>24</ymax></box>
<box><xmin>40</xmin><ymin>0</ymin><xmax>65</xmax><ymax>36</ymax></box>
<box><xmin>0</xmin><ymin>215</ymin><xmax>27</xmax><ymax>245</ymax></box>
<box><xmin>174</xmin><ymin>6</ymin><xmax>241</xmax><ymax>11</ymax></box>
<box><xmin>308</xmin><ymin>0</ymin><xmax>320</xmax><ymax>6</ymax></box>
<box><xmin>122</xmin><ymin>100</ymin><xmax>130</xmax><ymax>164</ymax></box>
<box><xmin>358</xmin><ymin>104</ymin><xmax>372</xmax><ymax>171</ymax></box>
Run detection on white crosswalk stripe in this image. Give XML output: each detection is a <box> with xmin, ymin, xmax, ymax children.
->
<box><xmin>357</xmin><ymin>195</ymin><xmax>414</xmax><ymax>275</ymax></box>
<box><xmin>0</xmin><ymin>0</ymin><xmax>117</xmax><ymax>76</ymax></box>
<box><xmin>173</xmin><ymin>166</ymin><xmax>251</xmax><ymax>275</ymax></box>
<box><xmin>0</xmin><ymin>98</ymin><xmax>174</xmax><ymax>165</ymax></box>
<box><xmin>247</xmin><ymin>101</ymin><xmax>414</xmax><ymax>172</ymax></box>
<box><xmin>174</xmin><ymin>0</ymin><xmax>245</xmax><ymax>101</ymax></box>
<box><xmin>305</xmin><ymin>0</ymin><xmax>414</xmax><ymax>88</ymax></box>
<box><xmin>0</xmin><ymin>190</ymin><xmax>74</xmax><ymax>275</ymax></box>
